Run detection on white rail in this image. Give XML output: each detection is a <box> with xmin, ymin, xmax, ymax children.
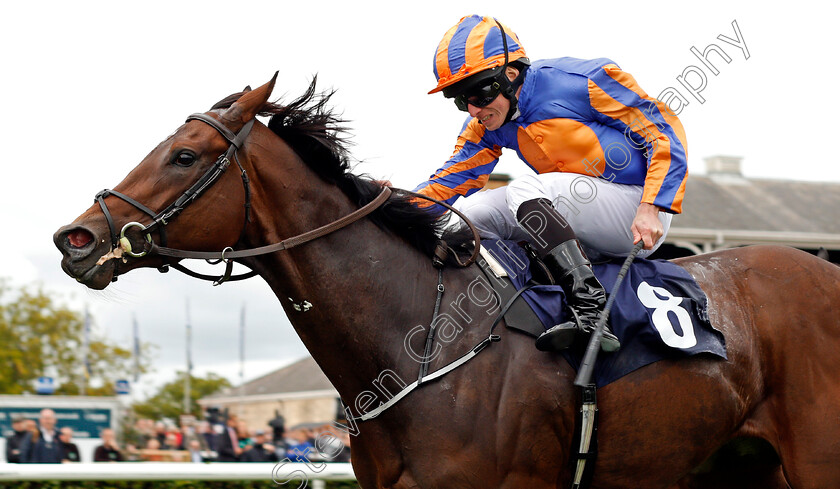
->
<box><xmin>0</xmin><ymin>462</ymin><xmax>356</xmax><ymax>483</ymax></box>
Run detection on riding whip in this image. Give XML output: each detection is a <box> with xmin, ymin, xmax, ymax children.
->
<box><xmin>574</xmin><ymin>240</ymin><xmax>645</xmax><ymax>387</ymax></box>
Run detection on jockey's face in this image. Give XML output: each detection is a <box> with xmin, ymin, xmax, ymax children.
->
<box><xmin>467</xmin><ymin>92</ymin><xmax>510</xmax><ymax>131</ymax></box>
<box><xmin>463</xmin><ymin>67</ymin><xmax>519</xmax><ymax>131</ymax></box>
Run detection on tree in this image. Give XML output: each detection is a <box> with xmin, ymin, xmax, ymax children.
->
<box><xmin>132</xmin><ymin>372</ymin><xmax>232</xmax><ymax>420</ymax></box>
<box><xmin>0</xmin><ymin>280</ymin><xmax>153</xmax><ymax>395</ymax></box>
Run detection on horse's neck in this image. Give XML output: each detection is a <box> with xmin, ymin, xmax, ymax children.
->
<box><xmin>242</xmin><ymin>149</ymin><xmax>440</xmax><ymax>397</ymax></box>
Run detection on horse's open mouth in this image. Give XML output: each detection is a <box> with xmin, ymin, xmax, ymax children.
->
<box><xmin>66</xmin><ymin>228</ymin><xmax>94</xmax><ymax>249</ymax></box>
<box><xmin>54</xmin><ymin>224</ymin><xmax>116</xmax><ymax>289</ymax></box>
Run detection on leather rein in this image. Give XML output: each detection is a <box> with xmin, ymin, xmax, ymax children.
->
<box><xmin>95</xmin><ymin>113</ymin><xmax>480</xmax><ymax>284</ymax></box>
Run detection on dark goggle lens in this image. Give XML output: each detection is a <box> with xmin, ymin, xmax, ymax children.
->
<box><xmin>454</xmin><ymin>81</ymin><xmax>502</xmax><ymax>112</ymax></box>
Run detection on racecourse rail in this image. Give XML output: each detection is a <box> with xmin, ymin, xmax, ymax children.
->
<box><xmin>0</xmin><ymin>462</ymin><xmax>356</xmax><ymax>487</ymax></box>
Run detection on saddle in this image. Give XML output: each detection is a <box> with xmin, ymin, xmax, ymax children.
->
<box><xmin>474</xmin><ymin>241</ymin><xmax>547</xmax><ymax>338</ymax></box>
<box><xmin>474</xmin><ymin>239</ymin><xmax>727</xmax><ymax>388</ymax></box>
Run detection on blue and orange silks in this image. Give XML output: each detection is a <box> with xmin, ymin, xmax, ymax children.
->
<box><xmin>414</xmin><ymin>57</ymin><xmax>689</xmax><ymax>215</ymax></box>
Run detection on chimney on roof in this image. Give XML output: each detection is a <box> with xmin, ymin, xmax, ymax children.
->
<box><xmin>704</xmin><ymin>155</ymin><xmax>743</xmax><ymax>177</ymax></box>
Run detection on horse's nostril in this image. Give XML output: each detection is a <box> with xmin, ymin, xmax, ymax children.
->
<box><xmin>67</xmin><ymin>229</ymin><xmax>94</xmax><ymax>248</ymax></box>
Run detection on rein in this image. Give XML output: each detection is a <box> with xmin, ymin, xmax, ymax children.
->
<box><xmin>150</xmin><ymin>188</ymin><xmax>480</xmax><ymax>263</ymax></box>
<box><xmin>94</xmin><ymin>113</ymin><xmax>482</xmax><ymax>284</ymax></box>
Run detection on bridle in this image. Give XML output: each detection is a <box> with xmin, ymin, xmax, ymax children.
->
<box><xmin>94</xmin><ymin>112</ymin><xmax>480</xmax><ymax>285</ymax></box>
<box><xmin>95</xmin><ymin>113</ymin><xmax>256</xmax><ymax>283</ymax></box>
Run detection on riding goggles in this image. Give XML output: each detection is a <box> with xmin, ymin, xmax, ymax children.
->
<box><xmin>453</xmin><ymin>80</ymin><xmax>503</xmax><ymax>112</ymax></box>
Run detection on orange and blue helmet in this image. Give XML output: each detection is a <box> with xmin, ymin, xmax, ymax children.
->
<box><xmin>430</xmin><ymin>15</ymin><xmax>529</xmax><ymax>96</ymax></box>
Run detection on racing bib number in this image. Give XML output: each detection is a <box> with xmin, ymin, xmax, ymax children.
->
<box><xmin>636</xmin><ymin>281</ymin><xmax>697</xmax><ymax>348</ymax></box>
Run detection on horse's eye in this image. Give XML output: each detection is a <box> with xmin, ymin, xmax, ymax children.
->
<box><xmin>173</xmin><ymin>151</ymin><xmax>196</xmax><ymax>167</ymax></box>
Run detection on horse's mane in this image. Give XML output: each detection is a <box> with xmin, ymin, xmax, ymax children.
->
<box><xmin>210</xmin><ymin>79</ymin><xmax>473</xmax><ymax>262</ymax></box>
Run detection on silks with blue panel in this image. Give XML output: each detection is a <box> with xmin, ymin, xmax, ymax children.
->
<box><xmin>480</xmin><ymin>239</ymin><xmax>727</xmax><ymax>387</ymax></box>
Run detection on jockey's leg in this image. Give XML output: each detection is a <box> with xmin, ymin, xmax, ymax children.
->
<box><xmin>513</xmin><ymin>197</ymin><xmax>621</xmax><ymax>352</ymax></box>
<box><xmin>506</xmin><ymin>173</ymin><xmax>672</xmax><ymax>352</ymax></box>
<box><xmin>508</xmin><ymin>173</ymin><xmax>672</xmax><ymax>260</ymax></box>
<box><xmin>454</xmin><ymin>187</ymin><xmax>530</xmax><ymax>241</ymax></box>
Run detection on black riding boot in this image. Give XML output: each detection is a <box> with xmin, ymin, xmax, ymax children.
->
<box><xmin>515</xmin><ymin>198</ymin><xmax>620</xmax><ymax>353</ymax></box>
<box><xmin>534</xmin><ymin>239</ymin><xmax>621</xmax><ymax>353</ymax></box>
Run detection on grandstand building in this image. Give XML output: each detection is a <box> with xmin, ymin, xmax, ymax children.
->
<box><xmin>198</xmin><ymin>356</ymin><xmax>339</xmax><ymax>432</ymax></box>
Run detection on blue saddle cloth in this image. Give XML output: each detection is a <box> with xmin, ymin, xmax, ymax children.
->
<box><xmin>481</xmin><ymin>240</ymin><xmax>727</xmax><ymax>387</ymax></box>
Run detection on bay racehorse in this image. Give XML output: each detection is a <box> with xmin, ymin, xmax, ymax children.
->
<box><xmin>54</xmin><ymin>75</ymin><xmax>840</xmax><ymax>488</ymax></box>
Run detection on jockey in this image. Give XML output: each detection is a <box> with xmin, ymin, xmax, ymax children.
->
<box><xmin>414</xmin><ymin>15</ymin><xmax>688</xmax><ymax>353</ymax></box>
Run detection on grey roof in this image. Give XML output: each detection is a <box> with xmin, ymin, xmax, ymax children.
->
<box><xmin>672</xmin><ymin>175</ymin><xmax>840</xmax><ymax>234</ymax></box>
<box><xmin>204</xmin><ymin>356</ymin><xmax>335</xmax><ymax>399</ymax></box>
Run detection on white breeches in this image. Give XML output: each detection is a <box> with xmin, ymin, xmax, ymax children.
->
<box><xmin>455</xmin><ymin>173</ymin><xmax>672</xmax><ymax>260</ymax></box>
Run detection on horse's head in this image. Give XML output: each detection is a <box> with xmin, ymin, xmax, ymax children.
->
<box><xmin>54</xmin><ymin>75</ymin><xmax>278</xmax><ymax>289</ymax></box>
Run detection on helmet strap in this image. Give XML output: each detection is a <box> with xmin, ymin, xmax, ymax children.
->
<box><xmin>502</xmin><ymin>68</ymin><xmax>527</xmax><ymax>123</ymax></box>
<box><xmin>493</xmin><ymin>19</ymin><xmax>525</xmax><ymax>124</ymax></box>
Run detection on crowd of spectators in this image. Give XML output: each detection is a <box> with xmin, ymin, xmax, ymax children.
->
<box><xmin>4</xmin><ymin>409</ymin><xmax>123</xmax><ymax>463</ymax></box>
<box><xmin>5</xmin><ymin>409</ymin><xmax>351</xmax><ymax>464</ymax></box>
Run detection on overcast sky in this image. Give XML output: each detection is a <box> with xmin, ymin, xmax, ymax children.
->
<box><xmin>2</xmin><ymin>1</ymin><xmax>837</xmax><ymax>399</ymax></box>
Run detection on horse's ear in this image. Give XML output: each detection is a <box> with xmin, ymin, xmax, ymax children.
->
<box><xmin>221</xmin><ymin>73</ymin><xmax>277</xmax><ymax>126</ymax></box>
<box><xmin>242</xmin><ymin>85</ymin><xmax>252</xmax><ymax>92</ymax></box>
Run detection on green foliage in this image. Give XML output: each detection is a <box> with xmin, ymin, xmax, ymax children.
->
<box><xmin>132</xmin><ymin>372</ymin><xmax>232</xmax><ymax>420</ymax></box>
<box><xmin>0</xmin><ymin>280</ymin><xmax>152</xmax><ymax>395</ymax></box>
<box><xmin>0</xmin><ymin>481</ymin><xmax>360</xmax><ymax>489</ymax></box>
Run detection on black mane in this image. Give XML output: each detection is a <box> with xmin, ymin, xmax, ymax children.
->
<box><xmin>211</xmin><ymin>79</ymin><xmax>473</xmax><ymax>262</ymax></box>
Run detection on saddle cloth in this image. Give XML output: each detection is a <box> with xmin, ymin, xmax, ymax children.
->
<box><xmin>479</xmin><ymin>240</ymin><xmax>727</xmax><ymax>387</ymax></box>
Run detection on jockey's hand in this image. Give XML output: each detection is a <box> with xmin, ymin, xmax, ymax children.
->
<box><xmin>631</xmin><ymin>203</ymin><xmax>664</xmax><ymax>250</ymax></box>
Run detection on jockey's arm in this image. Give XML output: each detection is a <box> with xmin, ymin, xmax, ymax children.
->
<box><xmin>413</xmin><ymin>119</ymin><xmax>502</xmax><ymax>214</ymax></box>
<box><xmin>586</xmin><ymin>62</ymin><xmax>689</xmax><ymax>250</ymax></box>
<box><xmin>587</xmin><ymin>63</ymin><xmax>688</xmax><ymax>213</ymax></box>
<box><xmin>632</xmin><ymin>202</ymin><xmax>665</xmax><ymax>250</ymax></box>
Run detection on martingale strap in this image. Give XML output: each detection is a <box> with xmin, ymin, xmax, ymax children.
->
<box><xmin>347</xmin><ymin>282</ymin><xmax>534</xmax><ymax>423</ymax></box>
<box><xmin>418</xmin><ymin>268</ymin><xmax>445</xmax><ymax>381</ymax></box>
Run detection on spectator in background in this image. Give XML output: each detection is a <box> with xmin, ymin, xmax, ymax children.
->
<box><xmin>169</xmin><ymin>425</ymin><xmax>183</xmax><ymax>449</ymax></box>
<box><xmin>240</xmin><ymin>430</ymin><xmax>279</xmax><ymax>463</ymax></box>
<box><xmin>179</xmin><ymin>421</ymin><xmax>193</xmax><ymax>450</ymax></box>
<box><xmin>178</xmin><ymin>419</ymin><xmax>205</xmax><ymax>452</ymax></box>
<box><xmin>237</xmin><ymin>419</ymin><xmax>252</xmax><ymax>452</ymax></box>
<box><xmin>140</xmin><ymin>438</ymin><xmax>164</xmax><ymax>462</ymax></box>
<box><xmin>215</xmin><ymin>415</ymin><xmax>241</xmax><ymax>462</ymax></box>
<box><xmin>58</xmin><ymin>427</ymin><xmax>81</xmax><ymax>463</ymax></box>
<box><xmin>93</xmin><ymin>428</ymin><xmax>123</xmax><ymax>462</ymax></box>
<box><xmin>123</xmin><ymin>443</ymin><xmax>141</xmax><ymax>462</ymax></box>
<box><xmin>153</xmin><ymin>421</ymin><xmax>167</xmax><ymax>446</ymax></box>
<box><xmin>198</xmin><ymin>420</ymin><xmax>216</xmax><ymax>451</ymax></box>
<box><xmin>126</xmin><ymin>418</ymin><xmax>153</xmax><ymax>449</ymax></box>
<box><xmin>268</xmin><ymin>413</ymin><xmax>286</xmax><ymax>451</ymax></box>
<box><xmin>4</xmin><ymin>415</ymin><xmax>28</xmax><ymax>463</ymax></box>
<box><xmin>284</xmin><ymin>427</ymin><xmax>315</xmax><ymax>462</ymax></box>
<box><xmin>316</xmin><ymin>426</ymin><xmax>351</xmax><ymax>463</ymax></box>
<box><xmin>19</xmin><ymin>409</ymin><xmax>62</xmax><ymax>463</ymax></box>
<box><xmin>162</xmin><ymin>432</ymin><xmax>180</xmax><ymax>450</ymax></box>
<box><xmin>187</xmin><ymin>439</ymin><xmax>204</xmax><ymax>463</ymax></box>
